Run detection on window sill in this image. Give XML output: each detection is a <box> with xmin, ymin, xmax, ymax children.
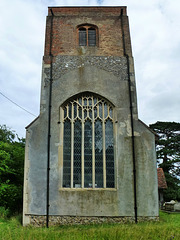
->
<box><xmin>59</xmin><ymin>188</ymin><xmax>117</xmax><ymax>191</ymax></box>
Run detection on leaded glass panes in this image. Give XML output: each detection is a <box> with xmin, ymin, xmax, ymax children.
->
<box><xmin>99</xmin><ymin>103</ymin><xmax>102</xmax><ymax>119</ymax></box>
<box><xmin>74</xmin><ymin>103</ymin><xmax>77</xmax><ymax>119</ymax></box>
<box><xmin>94</xmin><ymin>107</ymin><xmax>97</xmax><ymax>118</ymax></box>
<box><xmin>84</xmin><ymin>98</ymin><xmax>87</xmax><ymax>106</ymax></box>
<box><xmin>78</xmin><ymin>98</ymin><xmax>82</xmax><ymax>105</ymax></box>
<box><xmin>95</xmin><ymin>120</ymin><xmax>103</xmax><ymax>188</ymax></box>
<box><xmin>73</xmin><ymin>120</ymin><xmax>82</xmax><ymax>187</ymax></box>
<box><xmin>62</xmin><ymin>94</ymin><xmax>115</xmax><ymax>189</ymax></box>
<box><xmin>78</xmin><ymin>26</ymin><xmax>97</xmax><ymax>46</ymax></box>
<box><xmin>63</xmin><ymin>120</ymin><xmax>71</xmax><ymax>187</ymax></box>
<box><xmin>64</xmin><ymin>107</ymin><xmax>67</xmax><ymax>118</ymax></box>
<box><xmin>89</xmin><ymin>109</ymin><xmax>92</xmax><ymax>119</ymax></box>
<box><xmin>88</xmin><ymin>28</ymin><xmax>96</xmax><ymax>46</ymax></box>
<box><xmin>84</xmin><ymin>120</ymin><xmax>92</xmax><ymax>188</ymax></box>
<box><xmin>109</xmin><ymin>107</ymin><xmax>113</xmax><ymax>118</ymax></box>
<box><xmin>84</xmin><ymin>109</ymin><xmax>87</xmax><ymax>119</ymax></box>
<box><xmin>68</xmin><ymin>103</ymin><xmax>72</xmax><ymax>119</ymax></box>
<box><xmin>94</xmin><ymin>98</ymin><xmax>97</xmax><ymax>104</ymax></box>
<box><xmin>89</xmin><ymin>98</ymin><xmax>92</xmax><ymax>106</ymax></box>
<box><xmin>104</xmin><ymin>103</ymin><xmax>108</xmax><ymax>118</ymax></box>
<box><xmin>105</xmin><ymin>119</ymin><xmax>114</xmax><ymax>188</ymax></box>
<box><xmin>78</xmin><ymin>107</ymin><xmax>82</xmax><ymax>119</ymax></box>
<box><xmin>79</xmin><ymin>28</ymin><xmax>87</xmax><ymax>46</ymax></box>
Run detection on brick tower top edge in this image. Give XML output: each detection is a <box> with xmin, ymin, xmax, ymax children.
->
<box><xmin>47</xmin><ymin>6</ymin><xmax>127</xmax><ymax>15</ymax></box>
<box><xmin>44</xmin><ymin>6</ymin><xmax>132</xmax><ymax>63</ymax></box>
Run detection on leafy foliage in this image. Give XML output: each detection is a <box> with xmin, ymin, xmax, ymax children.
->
<box><xmin>0</xmin><ymin>124</ymin><xmax>16</xmax><ymax>142</ymax></box>
<box><xmin>150</xmin><ymin>121</ymin><xmax>180</xmax><ymax>201</ymax></box>
<box><xmin>0</xmin><ymin>125</ymin><xmax>25</xmax><ymax>214</ymax></box>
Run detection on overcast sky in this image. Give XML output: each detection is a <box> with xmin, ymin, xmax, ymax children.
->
<box><xmin>0</xmin><ymin>0</ymin><xmax>180</xmax><ymax>138</ymax></box>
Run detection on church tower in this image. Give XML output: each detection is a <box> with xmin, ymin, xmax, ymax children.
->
<box><xmin>23</xmin><ymin>7</ymin><xmax>158</xmax><ymax>226</ymax></box>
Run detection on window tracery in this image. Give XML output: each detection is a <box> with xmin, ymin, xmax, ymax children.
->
<box><xmin>61</xmin><ymin>94</ymin><xmax>115</xmax><ymax>189</ymax></box>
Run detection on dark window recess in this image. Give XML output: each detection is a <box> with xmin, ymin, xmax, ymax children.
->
<box><xmin>88</xmin><ymin>28</ymin><xmax>96</xmax><ymax>46</ymax></box>
<box><xmin>79</xmin><ymin>28</ymin><xmax>87</xmax><ymax>46</ymax></box>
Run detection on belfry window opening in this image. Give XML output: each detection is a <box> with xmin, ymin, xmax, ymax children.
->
<box><xmin>78</xmin><ymin>26</ymin><xmax>97</xmax><ymax>46</ymax></box>
<box><xmin>61</xmin><ymin>94</ymin><xmax>115</xmax><ymax>189</ymax></box>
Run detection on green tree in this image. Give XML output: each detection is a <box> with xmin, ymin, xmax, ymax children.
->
<box><xmin>0</xmin><ymin>124</ymin><xmax>15</xmax><ymax>142</ymax></box>
<box><xmin>0</xmin><ymin>125</ymin><xmax>25</xmax><ymax>214</ymax></box>
<box><xmin>150</xmin><ymin>121</ymin><xmax>180</xmax><ymax>201</ymax></box>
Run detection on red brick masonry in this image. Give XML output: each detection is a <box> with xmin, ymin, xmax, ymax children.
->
<box><xmin>157</xmin><ymin>168</ymin><xmax>167</xmax><ymax>189</ymax></box>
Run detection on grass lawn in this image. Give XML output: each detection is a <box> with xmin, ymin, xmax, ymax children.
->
<box><xmin>0</xmin><ymin>211</ymin><xmax>179</xmax><ymax>240</ymax></box>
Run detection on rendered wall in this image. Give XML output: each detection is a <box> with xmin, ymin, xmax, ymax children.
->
<box><xmin>23</xmin><ymin>7</ymin><xmax>158</xmax><ymax>226</ymax></box>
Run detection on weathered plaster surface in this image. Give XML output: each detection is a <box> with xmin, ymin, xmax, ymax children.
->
<box><xmin>23</xmin><ymin>7</ymin><xmax>158</xmax><ymax>226</ymax></box>
<box><xmin>23</xmin><ymin>57</ymin><xmax>158</xmax><ymax>224</ymax></box>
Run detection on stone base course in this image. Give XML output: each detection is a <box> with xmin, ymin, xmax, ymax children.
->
<box><xmin>27</xmin><ymin>215</ymin><xmax>159</xmax><ymax>227</ymax></box>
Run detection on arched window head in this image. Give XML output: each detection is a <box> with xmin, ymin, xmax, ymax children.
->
<box><xmin>60</xmin><ymin>93</ymin><xmax>115</xmax><ymax>189</ymax></box>
<box><xmin>78</xmin><ymin>25</ymin><xmax>97</xmax><ymax>46</ymax></box>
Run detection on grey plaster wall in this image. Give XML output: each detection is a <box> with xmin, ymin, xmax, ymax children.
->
<box><xmin>23</xmin><ymin>55</ymin><xmax>158</xmax><ymax>225</ymax></box>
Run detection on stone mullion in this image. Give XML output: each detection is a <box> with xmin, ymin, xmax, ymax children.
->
<box><xmin>86</xmin><ymin>27</ymin><xmax>89</xmax><ymax>46</ymax></box>
<box><xmin>81</xmin><ymin>103</ymin><xmax>84</xmax><ymax>188</ymax></box>
<box><xmin>113</xmin><ymin>110</ymin><xmax>116</xmax><ymax>189</ymax></box>
<box><xmin>102</xmin><ymin>102</ymin><xmax>106</xmax><ymax>188</ymax></box>
<box><xmin>60</xmin><ymin>108</ymin><xmax>64</xmax><ymax>188</ymax></box>
<box><xmin>92</xmin><ymin>99</ymin><xmax>95</xmax><ymax>188</ymax></box>
<box><xmin>70</xmin><ymin>103</ymin><xmax>74</xmax><ymax>188</ymax></box>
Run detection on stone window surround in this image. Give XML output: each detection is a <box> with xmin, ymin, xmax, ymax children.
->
<box><xmin>59</xmin><ymin>93</ymin><xmax>117</xmax><ymax>190</ymax></box>
<box><xmin>77</xmin><ymin>24</ymin><xmax>99</xmax><ymax>47</ymax></box>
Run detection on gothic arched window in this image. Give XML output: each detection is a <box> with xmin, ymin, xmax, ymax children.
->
<box><xmin>78</xmin><ymin>25</ymin><xmax>97</xmax><ymax>46</ymax></box>
<box><xmin>61</xmin><ymin>94</ymin><xmax>115</xmax><ymax>189</ymax></box>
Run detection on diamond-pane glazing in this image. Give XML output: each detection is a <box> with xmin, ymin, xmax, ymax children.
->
<box><xmin>73</xmin><ymin>120</ymin><xmax>81</xmax><ymax>187</ymax></box>
<box><xmin>95</xmin><ymin>120</ymin><xmax>103</xmax><ymax>188</ymax></box>
<box><xmin>105</xmin><ymin>119</ymin><xmax>114</xmax><ymax>188</ymax></box>
<box><xmin>84</xmin><ymin>120</ymin><xmax>92</xmax><ymax>188</ymax></box>
<box><xmin>63</xmin><ymin>120</ymin><xmax>71</xmax><ymax>187</ymax></box>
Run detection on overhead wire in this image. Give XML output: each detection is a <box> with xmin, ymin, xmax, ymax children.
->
<box><xmin>0</xmin><ymin>91</ymin><xmax>37</xmax><ymax>117</ymax></box>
